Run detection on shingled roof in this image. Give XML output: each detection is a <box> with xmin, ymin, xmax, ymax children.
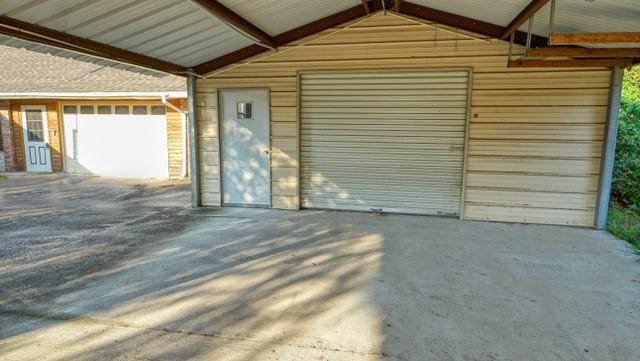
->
<box><xmin>0</xmin><ymin>36</ymin><xmax>186</xmax><ymax>96</ymax></box>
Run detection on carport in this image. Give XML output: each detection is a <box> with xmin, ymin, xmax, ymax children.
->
<box><xmin>1</xmin><ymin>1</ymin><xmax>638</xmax><ymax>228</ymax></box>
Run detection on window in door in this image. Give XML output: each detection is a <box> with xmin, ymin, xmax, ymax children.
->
<box><xmin>132</xmin><ymin>105</ymin><xmax>148</xmax><ymax>115</ymax></box>
<box><xmin>25</xmin><ymin>109</ymin><xmax>45</xmax><ymax>141</ymax></box>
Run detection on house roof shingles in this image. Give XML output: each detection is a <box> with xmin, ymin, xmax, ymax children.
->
<box><xmin>0</xmin><ymin>43</ymin><xmax>186</xmax><ymax>94</ymax></box>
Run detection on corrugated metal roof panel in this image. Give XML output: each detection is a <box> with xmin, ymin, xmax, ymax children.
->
<box><xmin>0</xmin><ymin>0</ymin><xmax>253</xmax><ymax>67</ymax></box>
<box><xmin>1</xmin><ymin>0</ymin><xmax>639</xmax><ymax>70</ymax></box>
<box><xmin>516</xmin><ymin>0</ymin><xmax>640</xmax><ymax>38</ymax></box>
<box><xmin>410</xmin><ymin>0</ymin><xmax>640</xmax><ymax>38</ymax></box>
<box><xmin>218</xmin><ymin>0</ymin><xmax>360</xmax><ymax>36</ymax></box>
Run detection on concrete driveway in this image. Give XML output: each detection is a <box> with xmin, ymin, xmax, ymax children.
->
<box><xmin>1</xmin><ymin>175</ymin><xmax>639</xmax><ymax>361</ymax></box>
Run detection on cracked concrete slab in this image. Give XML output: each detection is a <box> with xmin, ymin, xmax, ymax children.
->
<box><xmin>1</xmin><ymin>175</ymin><xmax>639</xmax><ymax>360</ymax></box>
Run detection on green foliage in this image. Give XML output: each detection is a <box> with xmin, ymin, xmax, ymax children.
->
<box><xmin>622</xmin><ymin>66</ymin><xmax>640</xmax><ymax>103</ymax></box>
<box><xmin>612</xmin><ymin>101</ymin><xmax>640</xmax><ymax>211</ymax></box>
<box><xmin>607</xmin><ymin>202</ymin><xmax>640</xmax><ymax>253</ymax></box>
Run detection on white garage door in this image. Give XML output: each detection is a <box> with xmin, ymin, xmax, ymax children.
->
<box><xmin>62</xmin><ymin>104</ymin><xmax>169</xmax><ymax>179</ymax></box>
<box><xmin>300</xmin><ymin>70</ymin><xmax>470</xmax><ymax>216</ymax></box>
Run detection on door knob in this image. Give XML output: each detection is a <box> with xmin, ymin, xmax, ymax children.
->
<box><xmin>263</xmin><ymin>150</ymin><xmax>270</xmax><ymax>155</ymax></box>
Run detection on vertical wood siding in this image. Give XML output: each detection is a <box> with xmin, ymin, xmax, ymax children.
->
<box><xmin>195</xmin><ymin>14</ymin><xmax>610</xmax><ymax>226</ymax></box>
<box><xmin>10</xmin><ymin>99</ymin><xmax>63</xmax><ymax>172</ymax></box>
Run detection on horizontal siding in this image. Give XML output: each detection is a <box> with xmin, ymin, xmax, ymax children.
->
<box><xmin>467</xmin><ymin>68</ymin><xmax>609</xmax><ymax>227</ymax></box>
<box><xmin>196</xmin><ymin>13</ymin><xmax>609</xmax><ymax>226</ymax></box>
<box><xmin>166</xmin><ymin>106</ymin><xmax>184</xmax><ymax>178</ymax></box>
<box><xmin>195</xmin><ymin>86</ymin><xmax>220</xmax><ymax>206</ymax></box>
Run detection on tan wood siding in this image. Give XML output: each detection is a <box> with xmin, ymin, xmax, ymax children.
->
<box><xmin>166</xmin><ymin>101</ymin><xmax>185</xmax><ymax>178</ymax></box>
<box><xmin>10</xmin><ymin>100</ymin><xmax>63</xmax><ymax>172</ymax></box>
<box><xmin>195</xmin><ymin>85</ymin><xmax>221</xmax><ymax>206</ymax></box>
<box><xmin>195</xmin><ymin>13</ymin><xmax>609</xmax><ymax>226</ymax></box>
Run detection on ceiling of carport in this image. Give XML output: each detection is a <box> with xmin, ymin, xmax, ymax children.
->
<box><xmin>0</xmin><ymin>0</ymin><xmax>639</xmax><ymax>75</ymax></box>
<box><xmin>409</xmin><ymin>0</ymin><xmax>640</xmax><ymax>41</ymax></box>
<box><xmin>0</xmin><ymin>0</ymin><xmax>254</xmax><ymax>67</ymax></box>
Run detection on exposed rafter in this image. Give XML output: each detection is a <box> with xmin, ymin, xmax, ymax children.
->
<box><xmin>527</xmin><ymin>47</ymin><xmax>640</xmax><ymax>58</ymax></box>
<box><xmin>195</xmin><ymin>1</ymin><xmax>393</xmax><ymax>75</ymax></box>
<box><xmin>195</xmin><ymin>0</ymin><xmax>548</xmax><ymax>75</ymax></box>
<box><xmin>400</xmin><ymin>1</ymin><xmax>548</xmax><ymax>47</ymax></box>
<box><xmin>508</xmin><ymin>58</ymin><xmax>632</xmax><ymax>68</ymax></box>
<box><xmin>550</xmin><ymin>32</ymin><xmax>640</xmax><ymax>45</ymax></box>
<box><xmin>501</xmin><ymin>0</ymin><xmax>550</xmax><ymax>39</ymax></box>
<box><xmin>362</xmin><ymin>0</ymin><xmax>370</xmax><ymax>14</ymax></box>
<box><xmin>0</xmin><ymin>15</ymin><xmax>186</xmax><ymax>74</ymax></box>
<box><xmin>192</xmin><ymin>0</ymin><xmax>276</xmax><ymax>49</ymax></box>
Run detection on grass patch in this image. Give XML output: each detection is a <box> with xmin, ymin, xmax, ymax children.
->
<box><xmin>607</xmin><ymin>202</ymin><xmax>640</xmax><ymax>253</ymax></box>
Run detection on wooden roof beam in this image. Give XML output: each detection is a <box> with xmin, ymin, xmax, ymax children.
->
<box><xmin>195</xmin><ymin>1</ymin><xmax>392</xmax><ymax>75</ymax></box>
<box><xmin>527</xmin><ymin>47</ymin><xmax>640</xmax><ymax>58</ymax></box>
<box><xmin>501</xmin><ymin>0</ymin><xmax>550</xmax><ymax>39</ymax></box>
<box><xmin>400</xmin><ymin>1</ymin><xmax>548</xmax><ymax>47</ymax></box>
<box><xmin>192</xmin><ymin>0</ymin><xmax>276</xmax><ymax>49</ymax></box>
<box><xmin>550</xmin><ymin>32</ymin><xmax>640</xmax><ymax>45</ymax></box>
<box><xmin>508</xmin><ymin>58</ymin><xmax>633</xmax><ymax>68</ymax></box>
<box><xmin>194</xmin><ymin>0</ymin><xmax>548</xmax><ymax>75</ymax></box>
<box><xmin>0</xmin><ymin>15</ymin><xmax>186</xmax><ymax>74</ymax></box>
<box><xmin>361</xmin><ymin>0</ymin><xmax>370</xmax><ymax>14</ymax></box>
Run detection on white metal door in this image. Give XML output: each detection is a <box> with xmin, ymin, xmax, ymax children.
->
<box><xmin>21</xmin><ymin>106</ymin><xmax>52</xmax><ymax>173</ymax></box>
<box><xmin>220</xmin><ymin>89</ymin><xmax>270</xmax><ymax>207</ymax></box>
<box><xmin>62</xmin><ymin>105</ymin><xmax>169</xmax><ymax>178</ymax></box>
<box><xmin>300</xmin><ymin>70</ymin><xmax>470</xmax><ymax>216</ymax></box>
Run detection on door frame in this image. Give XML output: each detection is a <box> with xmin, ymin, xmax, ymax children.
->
<box><xmin>21</xmin><ymin>105</ymin><xmax>52</xmax><ymax>173</ymax></box>
<box><xmin>217</xmin><ymin>88</ymin><xmax>272</xmax><ymax>208</ymax></box>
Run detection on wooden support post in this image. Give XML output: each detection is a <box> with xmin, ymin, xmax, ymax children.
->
<box><xmin>595</xmin><ymin>67</ymin><xmax>624</xmax><ymax>229</ymax></box>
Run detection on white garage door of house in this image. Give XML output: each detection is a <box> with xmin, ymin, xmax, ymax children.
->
<box><xmin>62</xmin><ymin>104</ymin><xmax>169</xmax><ymax>179</ymax></box>
<box><xmin>300</xmin><ymin>70</ymin><xmax>470</xmax><ymax>216</ymax></box>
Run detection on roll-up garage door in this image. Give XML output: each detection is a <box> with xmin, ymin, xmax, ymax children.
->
<box><xmin>300</xmin><ymin>70</ymin><xmax>470</xmax><ymax>216</ymax></box>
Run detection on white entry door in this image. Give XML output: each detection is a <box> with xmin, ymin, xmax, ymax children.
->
<box><xmin>220</xmin><ymin>89</ymin><xmax>270</xmax><ymax>207</ymax></box>
<box><xmin>21</xmin><ymin>106</ymin><xmax>52</xmax><ymax>173</ymax></box>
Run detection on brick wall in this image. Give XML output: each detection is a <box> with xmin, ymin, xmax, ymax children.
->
<box><xmin>0</xmin><ymin>100</ymin><xmax>17</xmax><ymax>172</ymax></box>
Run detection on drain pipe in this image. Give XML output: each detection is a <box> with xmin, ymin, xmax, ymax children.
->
<box><xmin>161</xmin><ymin>94</ymin><xmax>188</xmax><ymax>178</ymax></box>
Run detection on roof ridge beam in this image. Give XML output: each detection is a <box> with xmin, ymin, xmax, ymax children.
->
<box><xmin>191</xmin><ymin>0</ymin><xmax>276</xmax><ymax>49</ymax></box>
<box><xmin>501</xmin><ymin>0</ymin><xmax>550</xmax><ymax>39</ymax></box>
<box><xmin>0</xmin><ymin>15</ymin><xmax>186</xmax><ymax>74</ymax></box>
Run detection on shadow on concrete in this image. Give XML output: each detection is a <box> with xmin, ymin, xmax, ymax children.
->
<box><xmin>1</xmin><ymin>176</ymin><xmax>640</xmax><ymax>360</ymax></box>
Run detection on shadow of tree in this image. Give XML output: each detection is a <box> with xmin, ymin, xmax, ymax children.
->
<box><xmin>0</xmin><ymin>177</ymin><xmax>389</xmax><ymax>360</ymax></box>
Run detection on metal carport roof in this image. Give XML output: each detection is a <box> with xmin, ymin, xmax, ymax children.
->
<box><xmin>0</xmin><ymin>0</ymin><xmax>638</xmax><ymax>75</ymax></box>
